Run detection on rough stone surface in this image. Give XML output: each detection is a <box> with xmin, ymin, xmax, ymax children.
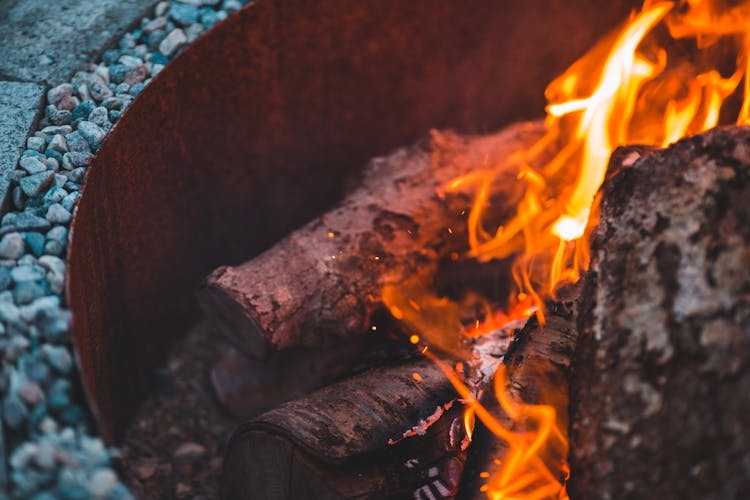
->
<box><xmin>0</xmin><ymin>82</ymin><xmax>44</xmax><ymax>211</ymax></box>
<box><xmin>0</xmin><ymin>0</ymin><xmax>160</xmax><ymax>83</ymax></box>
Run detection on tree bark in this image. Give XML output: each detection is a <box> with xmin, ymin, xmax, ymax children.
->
<box><xmin>220</xmin><ymin>358</ymin><xmax>467</xmax><ymax>500</ymax></box>
<box><xmin>569</xmin><ymin>126</ymin><xmax>750</xmax><ymax>499</ymax></box>
<box><xmin>198</xmin><ymin>121</ymin><xmax>544</xmax><ymax>358</ymax></box>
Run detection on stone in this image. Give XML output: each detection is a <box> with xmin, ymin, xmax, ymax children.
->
<box><xmin>109</xmin><ymin>64</ymin><xmax>129</xmax><ymax>84</ymax></box>
<box><xmin>44</xmin><ymin>240</ymin><xmax>64</xmax><ymax>256</ymax></box>
<box><xmin>185</xmin><ymin>23</ymin><xmax>205</xmax><ymax>42</ymax></box>
<box><xmin>88</xmin><ymin>106</ymin><xmax>110</xmax><ymax>127</ymax></box>
<box><xmin>61</xmin><ymin>192</ymin><xmax>80</xmax><ymax>213</ymax></box>
<box><xmin>64</xmin><ymin>132</ymin><xmax>90</xmax><ymax>153</ymax></box>
<box><xmin>170</xmin><ymin>4</ymin><xmax>199</xmax><ymax>25</ymax></box>
<box><xmin>49</xmin><ymin>109</ymin><xmax>72</xmax><ymax>126</ymax></box>
<box><xmin>44</xmin><ymin>149</ymin><xmax>63</xmax><ymax>165</ymax></box>
<box><xmin>3</xmin><ymin>396</ymin><xmax>28</xmax><ymax>428</ymax></box>
<box><xmin>0</xmin><ymin>266</ymin><xmax>10</xmax><ymax>290</ymax></box>
<box><xmin>57</xmin><ymin>95</ymin><xmax>79</xmax><ymax>112</ymax></box>
<box><xmin>41</xmin><ymin>344</ymin><xmax>72</xmax><ymax>373</ymax></box>
<box><xmin>47</xmin><ymin>84</ymin><xmax>74</xmax><ymax>106</ymax></box>
<box><xmin>66</xmin><ymin>168</ymin><xmax>86</xmax><ymax>184</ymax></box>
<box><xmin>14</xmin><ymin>212</ymin><xmax>51</xmax><ymax>232</ymax></box>
<box><xmin>0</xmin><ymin>233</ymin><xmax>24</xmax><ymax>259</ymax></box>
<box><xmin>143</xmin><ymin>16</ymin><xmax>167</xmax><ymax>34</ymax></box>
<box><xmin>47</xmin><ymin>134</ymin><xmax>68</xmax><ymax>154</ymax></box>
<box><xmin>19</xmin><ymin>157</ymin><xmax>47</xmax><ymax>175</ymax></box>
<box><xmin>156</xmin><ymin>1</ymin><xmax>169</xmax><ymax>16</ymax></box>
<box><xmin>201</xmin><ymin>9</ymin><xmax>220</xmax><ymax>28</ymax></box>
<box><xmin>102</xmin><ymin>97</ymin><xmax>124</xmax><ymax>111</ymax></box>
<box><xmin>45</xmin><ymin>204</ymin><xmax>72</xmax><ymax>224</ymax></box>
<box><xmin>77</xmin><ymin>121</ymin><xmax>106</xmax><ymax>151</ymax></box>
<box><xmin>40</xmin><ymin>126</ymin><xmax>72</xmax><ymax>136</ymax></box>
<box><xmin>43</xmin><ymin>187</ymin><xmax>67</xmax><ymax>205</ymax></box>
<box><xmin>21</xmin><ymin>148</ymin><xmax>44</xmax><ymax>159</ymax></box>
<box><xmin>39</xmin><ymin>255</ymin><xmax>65</xmax><ymax>294</ymax></box>
<box><xmin>115</xmin><ymin>83</ymin><xmax>131</xmax><ymax>95</ymax></box>
<box><xmin>0</xmin><ymin>301</ymin><xmax>20</xmax><ymax>324</ymax></box>
<box><xmin>71</xmin><ymin>101</ymin><xmax>95</xmax><ymax>121</ymax></box>
<box><xmin>26</xmin><ymin>137</ymin><xmax>45</xmax><ymax>153</ymax></box>
<box><xmin>18</xmin><ymin>381</ymin><xmax>43</xmax><ymax>406</ymax></box>
<box><xmin>118</xmin><ymin>55</ymin><xmax>144</xmax><ymax>68</ymax></box>
<box><xmin>124</xmin><ymin>65</ymin><xmax>149</xmax><ymax>86</ymax></box>
<box><xmin>20</xmin><ymin>295</ymin><xmax>59</xmax><ymax>322</ymax></box>
<box><xmin>22</xmin><ymin>232</ymin><xmax>46</xmax><ymax>257</ymax></box>
<box><xmin>13</xmin><ymin>281</ymin><xmax>47</xmax><ymax>305</ymax></box>
<box><xmin>45</xmin><ymin>157</ymin><xmax>59</xmax><ymax>172</ymax></box>
<box><xmin>159</xmin><ymin>29</ymin><xmax>187</xmax><ymax>56</ymax></box>
<box><xmin>222</xmin><ymin>0</ymin><xmax>242</xmax><ymax>13</ymax></box>
<box><xmin>53</xmin><ymin>174</ymin><xmax>67</xmax><ymax>188</ymax></box>
<box><xmin>20</xmin><ymin>172</ymin><xmax>54</xmax><ymax>197</ymax></box>
<box><xmin>46</xmin><ymin>226</ymin><xmax>68</xmax><ymax>243</ymax></box>
<box><xmin>130</xmin><ymin>82</ymin><xmax>145</xmax><ymax>96</ymax></box>
<box><xmin>150</xmin><ymin>51</ymin><xmax>169</xmax><ymax>65</ymax></box>
<box><xmin>88</xmin><ymin>468</ymin><xmax>117</xmax><ymax>497</ymax></box>
<box><xmin>10</xmin><ymin>264</ymin><xmax>45</xmax><ymax>283</ymax></box>
<box><xmin>95</xmin><ymin>65</ymin><xmax>111</xmax><ymax>85</ymax></box>
<box><xmin>62</xmin><ymin>153</ymin><xmax>93</xmax><ymax>170</ymax></box>
<box><xmin>87</xmin><ymin>75</ymin><xmax>113</xmax><ymax>102</ymax></box>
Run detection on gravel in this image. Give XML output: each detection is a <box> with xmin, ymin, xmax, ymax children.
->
<box><xmin>1</xmin><ymin>0</ymin><xmax>252</xmax><ymax>497</ymax></box>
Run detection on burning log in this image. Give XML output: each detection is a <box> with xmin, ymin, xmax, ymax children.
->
<box><xmin>220</xmin><ymin>358</ymin><xmax>468</xmax><ymax>499</ymax></box>
<box><xmin>568</xmin><ymin>126</ymin><xmax>750</xmax><ymax>499</ymax></box>
<box><xmin>198</xmin><ymin>121</ymin><xmax>545</xmax><ymax>358</ymax></box>
<box><xmin>460</xmin><ymin>283</ymin><xmax>581</xmax><ymax>498</ymax></box>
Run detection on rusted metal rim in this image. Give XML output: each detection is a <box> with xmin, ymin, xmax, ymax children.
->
<box><xmin>66</xmin><ymin>0</ymin><xmax>634</xmax><ymax>441</ymax></box>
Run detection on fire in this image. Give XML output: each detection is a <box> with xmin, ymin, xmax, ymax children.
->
<box><xmin>385</xmin><ymin>0</ymin><xmax>750</xmax><ymax>498</ymax></box>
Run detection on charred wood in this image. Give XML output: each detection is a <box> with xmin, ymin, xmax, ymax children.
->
<box><xmin>459</xmin><ymin>283</ymin><xmax>581</xmax><ymax>498</ymax></box>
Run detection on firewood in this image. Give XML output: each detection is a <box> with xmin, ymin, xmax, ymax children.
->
<box><xmin>460</xmin><ymin>283</ymin><xmax>581</xmax><ymax>497</ymax></box>
<box><xmin>220</xmin><ymin>358</ymin><xmax>468</xmax><ymax>499</ymax></box>
<box><xmin>198</xmin><ymin>121</ymin><xmax>545</xmax><ymax>358</ymax></box>
<box><xmin>568</xmin><ymin>126</ymin><xmax>750</xmax><ymax>499</ymax></box>
<box><xmin>210</xmin><ymin>329</ymin><xmax>415</xmax><ymax>420</ymax></box>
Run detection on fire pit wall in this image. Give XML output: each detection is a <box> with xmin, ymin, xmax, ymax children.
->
<box><xmin>67</xmin><ymin>0</ymin><xmax>637</xmax><ymax>441</ymax></box>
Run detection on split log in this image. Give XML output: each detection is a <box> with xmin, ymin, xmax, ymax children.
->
<box><xmin>199</xmin><ymin>121</ymin><xmax>545</xmax><ymax>358</ymax></box>
<box><xmin>568</xmin><ymin>126</ymin><xmax>750</xmax><ymax>499</ymax></box>
<box><xmin>221</xmin><ymin>358</ymin><xmax>467</xmax><ymax>499</ymax></box>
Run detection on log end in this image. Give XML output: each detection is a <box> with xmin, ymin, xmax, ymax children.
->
<box><xmin>197</xmin><ymin>275</ymin><xmax>271</xmax><ymax>359</ymax></box>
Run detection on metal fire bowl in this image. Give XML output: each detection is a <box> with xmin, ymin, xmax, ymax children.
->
<box><xmin>67</xmin><ymin>0</ymin><xmax>634</xmax><ymax>441</ymax></box>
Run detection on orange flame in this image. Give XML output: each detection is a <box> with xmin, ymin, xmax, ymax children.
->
<box><xmin>385</xmin><ymin>1</ymin><xmax>750</xmax><ymax>498</ymax></box>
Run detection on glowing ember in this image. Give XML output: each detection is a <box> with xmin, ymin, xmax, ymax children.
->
<box><xmin>384</xmin><ymin>0</ymin><xmax>750</xmax><ymax>498</ymax></box>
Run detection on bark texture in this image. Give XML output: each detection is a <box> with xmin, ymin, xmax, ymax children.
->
<box><xmin>221</xmin><ymin>358</ymin><xmax>466</xmax><ymax>499</ymax></box>
<box><xmin>199</xmin><ymin>121</ymin><xmax>545</xmax><ymax>358</ymax></box>
<box><xmin>569</xmin><ymin>126</ymin><xmax>750</xmax><ymax>499</ymax></box>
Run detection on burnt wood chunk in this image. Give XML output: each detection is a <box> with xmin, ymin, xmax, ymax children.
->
<box><xmin>221</xmin><ymin>358</ymin><xmax>467</xmax><ymax>499</ymax></box>
<box><xmin>569</xmin><ymin>126</ymin><xmax>750</xmax><ymax>499</ymax></box>
<box><xmin>199</xmin><ymin>121</ymin><xmax>545</xmax><ymax>358</ymax></box>
<box><xmin>460</xmin><ymin>285</ymin><xmax>581</xmax><ymax>498</ymax></box>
